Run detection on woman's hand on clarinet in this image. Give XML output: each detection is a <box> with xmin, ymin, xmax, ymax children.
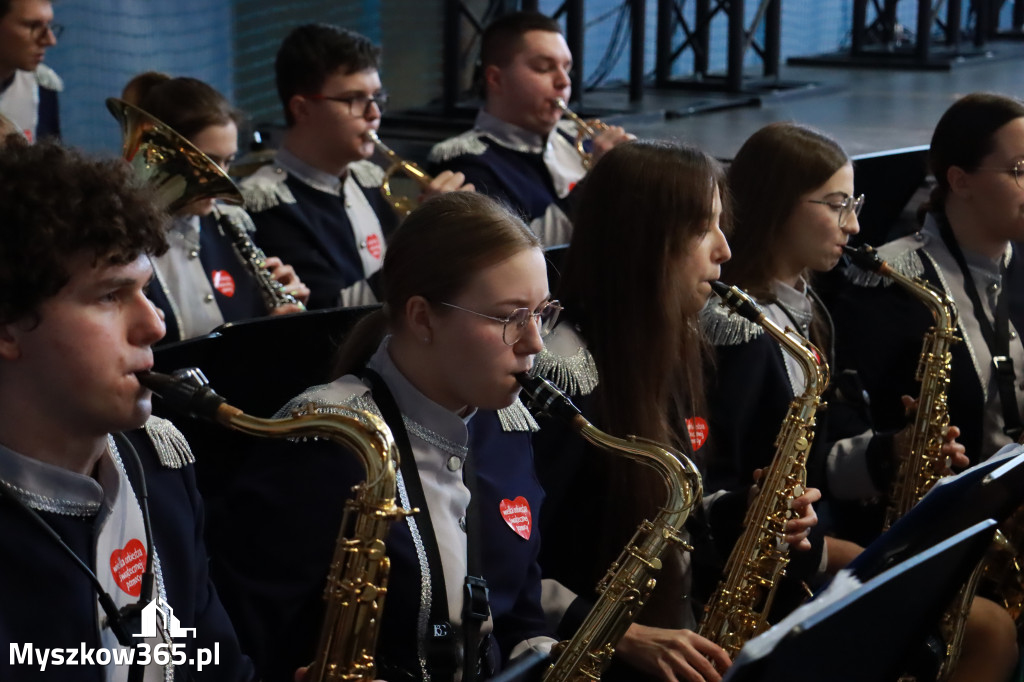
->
<box><xmin>616</xmin><ymin>623</ymin><xmax>731</xmax><ymax>682</ymax></box>
<box><xmin>266</xmin><ymin>256</ymin><xmax>310</xmax><ymax>310</ymax></box>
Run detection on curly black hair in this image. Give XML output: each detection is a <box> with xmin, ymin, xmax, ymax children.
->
<box><xmin>0</xmin><ymin>140</ymin><xmax>168</xmax><ymax>325</ymax></box>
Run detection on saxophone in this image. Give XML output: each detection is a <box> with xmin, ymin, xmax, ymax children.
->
<box><xmin>698</xmin><ymin>282</ymin><xmax>829</xmax><ymax>658</ymax></box>
<box><xmin>137</xmin><ymin>369</ymin><xmax>408</xmax><ymax>682</ymax></box>
<box><xmin>213</xmin><ymin>204</ymin><xmax>303</xmax><ymax>312</ymax></box>
<box><xmin>844</xmin><ymin>246</ymin><xmax>968</xmax><ymax>681</ymax></box>
<box><xmin>842</xmin><ymin>245</ymin><xmax>960</xmax><ymax>530</ymax></box>
<box><xmin>515</xmin><ymin>373</ymin><xmax>703</xmax><ymax>682</ymax></box>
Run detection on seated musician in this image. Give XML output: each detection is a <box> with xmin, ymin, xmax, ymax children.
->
<box><xmin>0</xmin><ymin>140</ymin><xmax>253</xmax><ymax>681</ymax></box>
<box><xmin>240</xmin><ymin>24</ymin><xmax>472</xmax><ymax>310</ymax></box>
<box><xmin>123</xmin><ymin>72</ymin><xmax>309</xmax><ymax>343</ymax></box>
<box><xmin>207</xmin><ymin>192</ymin><xmax>557</xmax><ymax>681</ymax></box>
<box><xmin>833</xmin><ymin>94</ymin><xmax>1024</xmax><ymax>681</ymax></box>
<box><xmin>428</xmin><ymin>11</ymin><xmax>632</xmax><ymax>246</ymax></box>
<box><xmin>0</xmin><ymin>0</ymin><xmax>61</xmax><ymax>142</ymax></box>
<box><xmin>717</xmin><ymin>120</ymin><xmax>1012</xmax><ymax>681</ymax></box>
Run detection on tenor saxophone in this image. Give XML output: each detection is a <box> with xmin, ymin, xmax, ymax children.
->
<box><xmin>698</xmin><ymin>282</ymin><xmax>829</xmax><ymax>658</ymax></box>
<box><xmin>842</xmin><ymin>245</ymin><xmax>960</xmax><ymax>529</ymax></box>
<box><xmin>516</xmin><ymin>373</ymin><xmax>703</xmax><ymax>682</ymax></box>
<box><xmin>137</xmin><ymin>369</ymin><xmax>408</xmax><ymax>682</ymax></box>
<box><xmin>214</xmin><ymin>205</ymin><xmax>302</xmax><ymax>312</ymax></box>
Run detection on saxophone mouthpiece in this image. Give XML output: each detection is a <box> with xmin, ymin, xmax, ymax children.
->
<box><xmin>515</xmin><ymin>372</ymin><xmax>583</xmax><ymax>422</ymax></box>
<box><xmin>842</xmin><ymin>244</ymin><xmax>884</xmax><ymax>273</ymax></box>
<box><xmin>711</xmin><ymin>281</ymin><xmax>764</xmax><ymax>324</ymax></box>
<box><xmin>137</xmin><ymin>368</ymin><xmax>227</xmax><ymax>421</ymax></box>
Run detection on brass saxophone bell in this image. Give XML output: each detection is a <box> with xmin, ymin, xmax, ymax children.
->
<box><xmin>106</xmin><ymin>97</ymin><xmax>243</xmax><ymax>214</ymax></box>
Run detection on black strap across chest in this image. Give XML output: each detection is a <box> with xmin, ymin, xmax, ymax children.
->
<box><xmin>361</xmin><ymin>369</ymin><xmax>490</xmax><ymax>682</ymax></box>
<box><xmin>936</xmin><ymin>214</ymin><xmax>1022</xmax><ymax>438</ymax></box>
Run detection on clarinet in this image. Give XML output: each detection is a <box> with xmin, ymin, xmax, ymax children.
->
<box><xmin>214</xmin><ymin>205</ymin><xmax>301</xmax><ymax>311</ymax></box>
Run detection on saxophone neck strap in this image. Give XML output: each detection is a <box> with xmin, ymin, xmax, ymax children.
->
<box><xmin>361</xmin><ymin>368</ymin><xmax>490</xmax><ymax>682</ymax></box>
<box><xmin>936</xmin><ymin>213</ymin><xmax>1022</xmax><ymax>438</ymax></box>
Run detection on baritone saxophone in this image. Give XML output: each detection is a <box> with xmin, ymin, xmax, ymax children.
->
<box><xmin>137</xmin><ymin>369</ymin><xmax>410</xmax><ymax>682</ymax></box>
<box><xmin>698</xmin><ymin>282</ymin><xmax>829</xmax><ymax>658</ymax></box>
<box><xmin>516</xmin><ymin>373</ymin><xmax>703</xmax><ymax>682</ymax></box>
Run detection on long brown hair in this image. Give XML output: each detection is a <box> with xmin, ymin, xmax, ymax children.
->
<box><xmin>122</xmin><ymin>72</ymin><xmax>240</xmax><ymax>141</ymax></box>
<box><xmin>333</xmin><ymin>192</ymin><xmax>541</xmax><ymax>377</ymax></box>
<box><xmin>558</xmin><ymin>140</ymin><xmax>727</xmax><ymax>605</ymax></box>
<box><xmin>722</xmin><ymin>122</ymin><xmax>849</xmax><ymax>301</ymax></box>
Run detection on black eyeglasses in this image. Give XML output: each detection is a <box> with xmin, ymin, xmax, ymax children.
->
<box><xmin>807</xmin><ymin>194</ymin><xmax>865</xmax><ymax>228</ymax></box>
<box><xmin>22</xmin><ymin>20</ymin><xmax>63</xmax><ymax>40</ymax></box>
<box><xmin>439</xmin><ymin>300</ymin><xmax>562</xmax><ymax>346</ymax></box>
<box><xmin>977</xmin><ymin>160</ymin><xmax>1024</xmax><ymax>189</ymax></box>
<box><xmin>308</xmin><ymin>91</ymin><xmax>389</xmax><ymax>118</ymax></box>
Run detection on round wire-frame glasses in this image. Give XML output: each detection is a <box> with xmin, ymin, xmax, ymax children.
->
<box><xmin>439</xmin><ymin>300</ymin><xmax>562</xmax><ymax>346</ymax></box>
<box><xmin>807</xmin><ymin>194</ymin><xmax>865</xmax><ymax>228</ymax></box>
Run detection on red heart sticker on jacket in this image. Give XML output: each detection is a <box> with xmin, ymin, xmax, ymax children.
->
<box><xmin>211</xmin><ymin>270</ymin><xmax>236</xmax><ymax>297</ymax></box>
<box><xmin>110</xmin><ymin>538</ymin><xmax>147</xmax><ymax>596</ymax></box>
<box><xmin>499</xmin><ymin>497</ymin><xmax>532</xmax><ymax>540</ymax></box>
<box><xmin>367</xmin><ymin>234</ymin><xmax>382</xmax><ymax>259</ymax></box>
<box><xmin>686</xmin><ymin>417</ymin><xmax>708</xmax><ymax>451</ymax></box>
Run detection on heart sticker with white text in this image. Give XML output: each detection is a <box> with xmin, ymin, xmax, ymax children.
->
<box><xmin>499</xmin><ymin>497</ymin><xmax>532</xmax><ymax>540</ymax></box>
<box><xmin>110</xmin><ymin>538</ymin><xmax>147</xmax><ymax>596</ymax></box>
<box><xmin>686</xmin><ymin>417</ymin><xmax>709</xmax><ymax>451</ymax></box>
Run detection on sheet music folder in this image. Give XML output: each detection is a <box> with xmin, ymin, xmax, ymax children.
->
<box><xmin>850</xmin><ymin>445</ymin><xmax>1024</xmax><ymax>581</ymax></box>
<box><xmin>722</xmin><ymin>519</ymin><xmax>998</xmax><ymax>682</ymax></box>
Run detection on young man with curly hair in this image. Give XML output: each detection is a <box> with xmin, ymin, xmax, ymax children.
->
<box><xmin>0</xmin><ymin>141</ymin><xmax>253</xmax><ymax>681</ymax></box>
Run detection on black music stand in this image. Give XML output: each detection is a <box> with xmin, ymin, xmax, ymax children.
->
<box><xmin>722</xmin><ymin>519</ymin><xmax>999</xmax><ymax>682</ymax></box>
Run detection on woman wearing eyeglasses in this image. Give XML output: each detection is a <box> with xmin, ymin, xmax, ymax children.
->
<box><xmin>122</xmin><ymin>72</ymin><xmax>310</xmax><ymax>342</ymax></box>
<box><xmin>829</xmin><ymin>93</ymin><xmax>1024</xmax><ymax>682</ymax></box>
<box><xmin>209</xmin><ymin>191</ymin><xmax>560</xmax><ymax>681</ymax></box>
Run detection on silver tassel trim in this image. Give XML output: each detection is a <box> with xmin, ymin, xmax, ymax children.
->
<box><xmin>699</xmin><ymin>299</ymin><xmax>763</xmax><ymax>346</ymax></box>
<box><xmin>497</xmin><ymin>400</ymin><xmax>540</xmax><ymax>433</ymax></box>
<box><xmin>144</xmin><ymin>417</ymin><xmax>195</xmax><ymax>469</ymax></box>
<box><xmin>531</xmin><ymin>345</ymin><xmax>599</xmax><ymax>397</ymax></box>
<box><xmin>845</xmin><ymin>247</ymin><xmax>925</xmax><ymax>287</ymax></box>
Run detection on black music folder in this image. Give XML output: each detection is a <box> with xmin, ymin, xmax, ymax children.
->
<box><xmin>722</xmin><ymin>519</ymin><xmax>999</xmax><ymax>682</ymax></box>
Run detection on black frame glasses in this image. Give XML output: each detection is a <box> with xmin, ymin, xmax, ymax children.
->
<box><xmin>439</xmin><ymin>300</ymin><xmax>562</xmax><ymax>346</ymax></box>
<box><xmin>308</xmin><ymin>91</ymin><xmax>389</xmax><ymax>118</ymax></box>
<box><xmin>22</xmin><ymin>21</ymin><xmax>63</xmax><ymax>39</ymax></box>
<box><xmin>807</xmin><ymin>194</ymin><xmax>865</xmax><ymax>228</ymax></box>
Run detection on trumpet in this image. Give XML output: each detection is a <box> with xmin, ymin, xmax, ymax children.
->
<box><xmin>366</xmin><ymin>129</ymin><xmax>433</xmax><ymax>219</ymax></box>
<box><xmin>553</xmin><ymin>97</ymin><xmax>609</xmax><ymax>170</ymax></box>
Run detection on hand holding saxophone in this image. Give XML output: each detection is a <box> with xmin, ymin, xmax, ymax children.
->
<box><xmin>893</xmin><ymin>395</ymin><xmax>968</xmax><ymax>472</ymax></box>
<box><xmin>748</xmin><ymin>468</ymin><xmax>821</xmax><ymax>551</ymax></box>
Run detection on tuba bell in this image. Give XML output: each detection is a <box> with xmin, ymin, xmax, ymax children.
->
<box><xmin>106</xmin><ymin>97</ymin><xmax>243</xmax><ymax>213</ymax></box>
<box><xmin>367</xmin><ymin>129</ymin><xmax>434</xmax><ymax>219</ymax></box>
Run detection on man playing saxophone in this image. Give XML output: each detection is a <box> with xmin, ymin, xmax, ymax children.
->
<box><xmin>241</xmin><ymin>24</ymin><xmax>472</xmax><ymax>310</ymax></box>
<box><xmin>429</xmin><ymin>11</ymin><xmax>633</xmax><ymax>247</ymax></box>
<box><xmin>122</xmin><ymin>72</ymin><xmax>310</xmax><ymax>342</ymax></box>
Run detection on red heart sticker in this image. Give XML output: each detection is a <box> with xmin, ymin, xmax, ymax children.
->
<box><xmin>686</xmin><ymin>417</ymin><xmax>708</xmax><ymax>451</ymax></box>
<box><xmin>211</xmin><ymin>270</ymin><xmax>236</xmax><ymax>297</ymax></box>
<box><xmin>499</xmin><ymin>497</ymin><xmax>532</xmax><ymax>540</ymax></box>
<box><xmin>366</xmin><ymin>234</ymin><xmax>382</xmax><ymax>260</ymax></box>
<box><xmin>110</xmin><ymin>538</ymin><xmax>147</xmax><ymax>596</ymax></box>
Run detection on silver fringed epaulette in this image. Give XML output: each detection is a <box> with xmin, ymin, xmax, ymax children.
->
<box><xmin>273</xmin><ymin>384</ymin><xmax>381</xmax><ymax>419</ymax></box>
<box><xmin>428</xmin><ymin>131</ymin><xmax>488</xmax><ymax>163</ymax></box>
<box><xmin>35</xmin><ymin>64</ymin><xmax>63</xmax><ymax>91</ymax></box>
<box><xmin>144</xmin><ymin>417</ymin><xmax>195</xmax><ymax>469</ymax></box>
<box><xmin>216</xmin><ymin>203</ymin><xmax>256</xmax><ymax>232</ymax></box>
<box><xmin>531</xmin><ymin>346</ymin><xmax>599</xmax><ymax>397</ymax></box>
<box><xmin>240</xmin><ymin>164</ymin><xmax>296</xmax><ymax>213</ymax></box>
<box><xmin>700</xmin><ymin>298</ymin><xmax>763</xmax><ymax>346</ymax></box>
<box><xmin>497</xmin><ymin>400</ymin><xmax>539</xmax><ymax>433</ymax></box>
<box><xmin>349</xmin><ymin>160</ymin><xmax>386</xmax><ymax>188</ymax></box>
<box><xmin>845</xmin><ymin>237</ymin><xmax>926</xmax><ymax>287</ymax></box>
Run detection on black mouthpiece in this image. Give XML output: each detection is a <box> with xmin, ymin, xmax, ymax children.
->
<box><xmin>515</xmin><ymin>372</ymin><xmax>582</xmax><ymax>422</ymax></box>
<box><xmin>842</xmin><ymin>244</ymin><xmax>884</xmax><ymax>273</ymax></box>
<box><xmin>137</xmin><ymin>369</ymin><xmax>227</xmax><ymax>422</ymax></box>
<box><xmin>711</xmin><ymin>281</ymin><xmax>764</xmax><ymax>324</ymax></box>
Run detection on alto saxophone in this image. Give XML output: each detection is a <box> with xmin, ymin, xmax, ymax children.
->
<box><xmin>842</xmin><ymin>245</ymin><xmax>960</xmax><ymax>529</ymax></box>
<box><xmin>844</xmin><ymin>246</ymin><xmax>967</xmax><ymax>681</ymax></box>
<box><xmin>213</xmin><ymin>205</ymin><xmax>302</xmax><ymax>312</ymax></box>
<box><xmin>516</xmin><ymin>373</ymin><xmax>703</xmax><ymax>682</ymax></box>
<box><xmin>698</xmin><ymin>282</ymin><xmax>829</xmax><ymax>658</ymax></box>
<box><xmin>137</xmin><ymin>369</ymin><xmax>408</xmax><ymax>682</ymax></box>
